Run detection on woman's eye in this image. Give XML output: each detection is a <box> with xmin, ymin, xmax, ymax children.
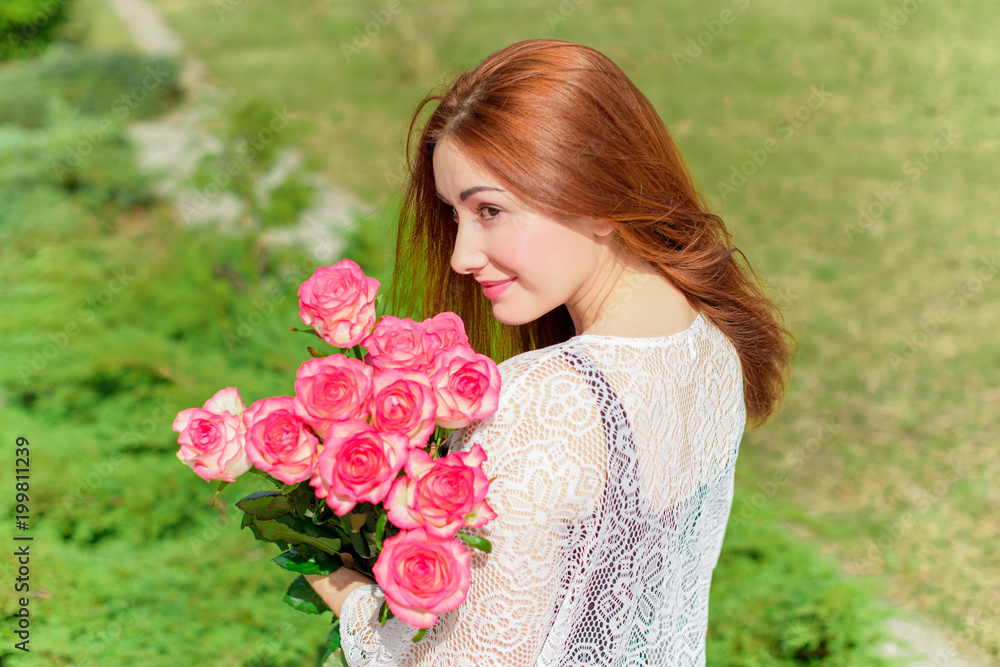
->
<box><xmin>480</xmin><ymin>206</ymin><xmax>501</xmax><ymax>219</ymax></box>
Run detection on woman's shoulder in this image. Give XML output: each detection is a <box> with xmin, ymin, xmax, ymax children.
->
<box><xmin>450</xmin><ymin>341</ymin><xmax>600</xmax><ymax>450</ymax></box>
<box><xmin>486</xmin><ymin>343</ymin><xmax>589</xmax><ymax>418</ymax></box>
<box><xmin>495</xmin><ymin>340</ymin><xmax>579</xmax><ymax>382</ymax></box>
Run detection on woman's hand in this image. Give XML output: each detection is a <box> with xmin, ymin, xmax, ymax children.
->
<box><xmin>305</xmin><ymin>556</ymin><xmax>376</xmax><ymax>617</ymax></box>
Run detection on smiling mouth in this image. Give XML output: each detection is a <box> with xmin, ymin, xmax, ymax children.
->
<box><xmin>480</xmin><ymin>278</ymin><xmax>515</xmax><ymax>298</ymax></box>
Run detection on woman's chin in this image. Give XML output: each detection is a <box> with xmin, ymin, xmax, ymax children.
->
<box><xmin>490</xmin><ymin>305</ymin><xmax>541</xmax><ymax>328</ymax></box>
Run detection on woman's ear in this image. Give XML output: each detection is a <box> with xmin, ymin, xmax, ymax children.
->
<box><xmin>590</xmin><ymin>218</ymin><xmax>615</xmax><ymax>238</ymax></box>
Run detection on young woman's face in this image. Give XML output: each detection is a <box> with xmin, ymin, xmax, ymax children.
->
<box><xmin>432</xmin><ymin>136</ymin><xmax>611</xmax><ymax>327</ymax></box>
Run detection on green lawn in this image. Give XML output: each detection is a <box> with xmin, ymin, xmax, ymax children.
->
<box><xmin>132</xmin><ymin>1</ymin><xmax>999</xmax><ymax>657</ymax></box>
<box><xmin>3</xmin><ymin>0</ymin><xmax>998</xmax><ymax>664</ymax></box>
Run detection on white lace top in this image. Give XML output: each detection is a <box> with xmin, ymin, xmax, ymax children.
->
<box><xmin>339</xmin><ymin>313</ymin><xmax>746</xmax><ymax>666</ymax></box>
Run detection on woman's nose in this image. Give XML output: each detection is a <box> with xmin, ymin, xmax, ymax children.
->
<box><xmin>450</xmin><ymin>215</ymin><xmax>488</xmax><ymax>275</ymax></box>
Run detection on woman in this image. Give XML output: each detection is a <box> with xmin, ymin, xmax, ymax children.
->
<box><xmin>307</xmin><ymin>38</ymin><xmax>792</xmax><ymax>666</ymax></box>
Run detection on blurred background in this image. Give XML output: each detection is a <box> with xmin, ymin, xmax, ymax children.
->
<box><xmin>1</xmin><ymin>0</ymin><xmax>997</xmax><ymax>665</ymax></box>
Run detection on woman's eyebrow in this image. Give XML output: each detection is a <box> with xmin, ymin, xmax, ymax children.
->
<box><xmin>436</xmin><ymin>186</ymin><xmax>506</xmax><ymax>202</ymax></box>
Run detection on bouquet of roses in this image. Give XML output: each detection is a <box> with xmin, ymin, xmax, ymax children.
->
<box><xmin>172</xmin><ymin>258</ymin><xmax>501</xmax><ymax>656</ymax></box>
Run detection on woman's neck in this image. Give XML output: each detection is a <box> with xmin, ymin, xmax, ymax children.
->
<box><xmin>571</xmin><ymin>262</ymin><xmax>697</xmax><ymax>339</ymax></box>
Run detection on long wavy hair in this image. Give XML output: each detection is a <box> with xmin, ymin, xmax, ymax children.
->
<box><xmin>387</xmin><ymin>38</ymin><xmax>793</xmax><ymax>427</ymax></box>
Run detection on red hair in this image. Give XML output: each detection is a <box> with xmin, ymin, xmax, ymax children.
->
<box><xmin>388</xmin><ymin>38</ymin><xmax>793</xmax><ymax>426</ymax></box>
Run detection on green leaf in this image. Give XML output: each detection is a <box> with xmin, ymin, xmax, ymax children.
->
<box><xmin>289</xmin><ymin>326</ymin><xmax>319</xmax><ymax>337</ymax></box>
<box><xmin>347</xmin><ymin>525</ymin><xmax>370</xmax><ymax>559</ymax></box>
<box><xmin>411</xmin><ymin>628</ymin><xmax>427</xmax><ymax>642</ymax></box>
<box><xmin>307</xmin><ymin>346</ymin><xmax>328</xmax><ymax>358</ymax></box>
<box><xmin>299</xmin><ymin>496</ymin><xmax>316</xmax><ymax>519</ymax></box>
<box><xmin>283</xmin><ymin>574</ymin><xmax>330</xmax><ymax>615</ymax></box>
<box><xmin>246</xmin><ymin>467</ymin><xmax>285</xmax><ymax>488</ymax></box>
<box><xmin>212</xmin><ymin>480</ymin><xmax>231</xmax><ymax>506</ymax></box>
<box><xmin>374</xmin><ymin>512</ymin><xmax>388</xmax><ymax>551</ymax></box>
<box><xmin>311</xmin><ymin>504</ymin><xmax>332</xmax><ymax>525</ymax></box>
<box><xmin>236</xmin><ymin>491</ymin><xmax>293</xmax><ymax>520</ymax></box>
<box><xmin>320</xmin><ymin>617</ymin><xmax>342</xmax><ymax>664</ymax></box>
<box><xmin>379</xmin><ymin>600</ymin><xmax>393</xmax><ymax>626</ymax></box>
<box><xmin>277</xmin><ymin>512</ymin><xmax>340</xmax><ymax>539</ymax></box>
<box><xmin>349</xmin><ymin>512</ymin><xmax>367</xmax><ymax>532</ymax></box>
<box><xmin>328</xmin><ymin>617</ymin><xmax>342</xmax><ymax>652</ymax></box>
<box><xmin>245</xmin><ymin>515</ymin><xmax>342</xmax><ymax>555</ymax></box>
<box><xmin>457</xmin><ymin>532</ymin><xmax>492</xmax><ymax>553</ymax></box>
<box><xmin>273</xmin><ymin>547</ymin><xmax>342</xmax><ymax>575</ymax></box>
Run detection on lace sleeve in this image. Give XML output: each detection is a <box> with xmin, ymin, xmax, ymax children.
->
<box><xmin>338</xmin><ymin>350</ymin><xmax>607</xmax><ymax>667</ymax></box>
<box><xmin>339</xmin><ymin>316</ymin><xmax>745</xmax><ymax>666</ymax></box>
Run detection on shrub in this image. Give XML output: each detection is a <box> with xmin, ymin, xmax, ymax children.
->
<box><xmin>0</xmin><ymin>46</ymin><xmax>183</xmax><ymax>127</ymax></box>
<box><xmin>190</xmin><ymin>97</ymin><xmax>312</xmax><ymax>229</ymax></box>
<box><xmin>707</xmin><ymin>511</ymin><xmax>892</xmax><ymax>666</ymax></box>
<box><xmin>0</xmin><ymin>112</ymin><xmax>153</xmax><ymax>213</ymax></box>
<box><xmin>0</xmin><ymin>0</ymin><xmax>74</xmax><ymax>60</ymax></box>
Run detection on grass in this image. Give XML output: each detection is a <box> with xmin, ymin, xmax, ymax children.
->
<box><xmin>0</xmin><ymin>167</ymin><xmax>890</xmax><ymax>666</ymax></box>
<box><xmin>6</xmin><ymin>0</ymin><xmax>999</xmax><ymax>663</ymax></box>
<box><xmin>131</xmin><ymin>2</ymin><xmax>998</xmax><ymax>658</ymax></box>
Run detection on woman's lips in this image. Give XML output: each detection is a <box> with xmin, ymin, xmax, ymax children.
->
<box><xmin>480</xmin><ymin>278</ymin><xmax>515</xmax><ymax>299</ymax></box>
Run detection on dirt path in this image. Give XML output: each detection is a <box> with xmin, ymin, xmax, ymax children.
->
<box><xmin>882</xmin><ymin>616</ymin><xmax>986</xmax><ymax>666</ymax></box>
<box><xmin>105</xmin><ymin>0</ymin><xmax>367</xmax><ymax>263</ymax></box>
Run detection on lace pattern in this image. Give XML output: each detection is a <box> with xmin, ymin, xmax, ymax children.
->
<box><xmin>339</xmin><ymin>314</ymin><xmax>746</xmax><ymax>666</ymax></box>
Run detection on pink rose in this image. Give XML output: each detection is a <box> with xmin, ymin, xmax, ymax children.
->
<box><xmin>373</xmin><ymin>527</ymin><xmax>472</xmax><ymax>629</ymax></box>
<box><xmin>309</xmin><ymin>420</ymin><xmax>409</xmax><ymax>515</ymax></box>
<box><xmin>422</xmin><ymin>312</ymin><xmax>469</xmax><ymax>353</ymax></box>
<box><xmin>243</xmin><ymin>396</ymin><xmax>319</xmax><ymax>485</ymax></box>
<box><xmin>429</xmin><ymin>345</ymin><xmax>501</xmax><ymax>429</ymax></box>
<box><xmin>370</xmin><ymin>369</ymin><xmax>438</xmax><ymax>448</ymax></box>
<box><xmin>298</xmin><ymin>258</ymin><xmax>380</xmax><ymax>348</ymax></box>
<box><xmin>385</xmin><ymin>444</ymin><xmax>496</xmax><ymax>538</ymax></box>
<box><xmin>294</xmin><ymin>355</ymin><xmax>373</xmax><ymax>439</ymax></box>
<box><xmin>362</xmin><ymin>316</ymin><xmax>437</xmax><ymax>371</ymax></box>
<box><xmin>173</xmin><ymin>387</ymin><xmax>251</xmax><ymax>482</ymax></box>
